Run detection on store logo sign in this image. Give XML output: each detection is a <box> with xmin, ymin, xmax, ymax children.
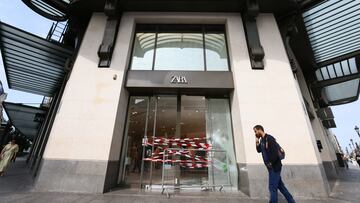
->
<box><xmin>170</xmin><ymin>76</ymin><xmax>188</xmax><ymax>84</ymax></box>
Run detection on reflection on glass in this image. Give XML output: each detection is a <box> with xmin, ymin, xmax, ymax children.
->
<box><xmin>156</xmin><ymin>96</ymin><xmax>178</xmax><ymax>138</ymax></box>
<box><xmin>327</xmin><ymin>65</ymin><xmax>336</xmax><ymax>79</ymax></box>
<box><xmin>120</xmin><ymin>95</ymin><xmax>238</xmax><ymax>190</ymax></box>
<box><xmin>349</xmin><ymin>58</ymin><xmax>358</xmax><ymax>74</ymax></box>
<box><xmin>155</xmin><ymin>33</ymin><xmax>204</xmax><ymax>70</ymax></box>
<box><xmin>141</xmin><ymin>97</ymin><xmax>156</xmax><ymax>187</ymax></box>
<box><xmin>205</xmin><ymin>34</ymin><xmax>229</xmax><ymax>71</ymax></box>
<box><xmin>180</xmin><ymin>96</ymin><xmax>207</xmax><ymax>186</ymax></box>
<box><xmin>334</xmin><ymin>63</ymin><xmax>343</xmax><ymax>77</ymax></box>
<box><xmin>315</xmin><ymin>70</ymin><xmax>323</xmax><ymax>81</ymax></box>
<box><xmin>152</xmin><ymin>96</ymin><xmax>178</xmax><ymax>186</ymax></box>
<box><xmin>341</xmin><ymin>60</ymin><xmax>351</xmax><ymax>75</ymax></box>
<box><xmin>120</xmin><ymin>97</ymin><xmax>148</xmax><ymax>186</ymax></box>
<box><xmin>131</xmin><ymin>33</ymin><xmax>156</xmax><ymax>70</ymax></box>
<box><xmin>321</xmin><ymin>68</ymin><xmax>330</xmax><ymax>80</ymax></box>
<box><xmin>207</xmin><ymin>99</ymin><xmax>238</xmax><ymax>189</ymax></box>
<box><xmin>324</xmin><ymin>78</ymin><xmax>360</xmax><ymax>102</ymax></box>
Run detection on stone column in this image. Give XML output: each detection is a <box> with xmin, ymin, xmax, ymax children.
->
<box><xmin>295</xmin><ymin>50</ymin><xmax>339</xmax><ymax>183</ymax></box>
<box><xmin>228</xmin><ymin>13</ymin><xmax>330</xmax><ymax>198</ymax></box>
<box><xmin>35</xmin><ymin>13</ymin><xmax>131</xmax><ymax>193</ymax></box>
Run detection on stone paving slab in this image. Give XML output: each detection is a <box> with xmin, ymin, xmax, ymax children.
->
<box><xmin>0</xmin><ymin>158</ymin><xmax>359</xmax><ymax>203</ymax></box>
<box><xmin>0</xmin><ymin>192</ymin><xmax>353</xmax><ymax>203</ymax></box>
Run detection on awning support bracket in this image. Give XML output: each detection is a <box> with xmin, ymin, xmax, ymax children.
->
<box><xmin>242</xmin><ymin>0</ymin><xmax>265</xmax><ymax>69</ymax></box>
<box><xmin>97</xmin><ymin>0</ymin><xmax>121</xmax><ymax>67</ymax></box>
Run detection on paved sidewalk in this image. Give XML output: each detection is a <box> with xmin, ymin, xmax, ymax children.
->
<box><xmin>328</xmin><ymin>162</ymin><xmax>360</xmax><ymax>203</ymax></box>
<box><xmin>0</xmin><ymin>158</ymin><xmax>359</xmax><ymax>203</ymax></box>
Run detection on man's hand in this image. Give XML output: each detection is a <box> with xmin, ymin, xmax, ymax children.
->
<box><xmin>256</xmin><ymin>137</ymin><xmax>260</xmax><ymax>145</ymax></box>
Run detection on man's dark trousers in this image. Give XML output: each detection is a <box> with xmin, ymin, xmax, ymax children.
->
<box><xmin>268</xmin><ymin>169</ymin><xmax>295</xmax><ymax>203</ymax></box>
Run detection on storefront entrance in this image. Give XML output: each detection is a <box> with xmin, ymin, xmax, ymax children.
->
<box><xmin>119</xmin><ymin>95</ymin><xmax>238</xmax><ymax>191</ymax></box>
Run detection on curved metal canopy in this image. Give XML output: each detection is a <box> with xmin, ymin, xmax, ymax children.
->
<box><xmin>0</xmin><ymin>22</ymin><xmax>73</xmax><ymax>96</ymax></box>
<box><xmin>21</xmin><ymin>0</ymin><xmax>70</xmax><ymax>21</ymax></box>
<box><xmin>3</xmin><ymin>102</ymin><xmax>46</xmax><ymax>141</ymax></box>
<box><xmin>303</xmin><ymin>0</ymin><xmax>360</xmax><ymax>66</ymax></box>
<box><xmin>315</xmin><ymin>57</ymin><xmax>360</xmax><ymax>105</ymax></box>
<box><xmin>302</xmin><ymin>0</ymin><xmax>360</xmax><ymax>106</ymax></box>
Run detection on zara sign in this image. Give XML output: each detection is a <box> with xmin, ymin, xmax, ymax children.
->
<box><xmin>126</xmin><ymin>70</ymin><xmax>234</xmax><ymax>91</ymax></box>
<box><xmin>170</xmin><ymin>76</ymin><xmax>188</xmax><ymax>84</ymax></box>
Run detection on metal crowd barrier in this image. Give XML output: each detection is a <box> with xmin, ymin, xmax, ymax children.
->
<box><xmin>159</xmin><ymin>148</ymin><xmax>232</xmax><ymax>198</ymax></box>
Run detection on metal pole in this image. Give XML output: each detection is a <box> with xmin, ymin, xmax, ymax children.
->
<box><xmin>161</xmin><ymin>148</ymin><xmax>166</xmax><ymax>189</ymax></box>
<box><xmin>149</xmin><ymin>96</ymin><xmax>158</xmax><ymax>187</ymax></box>
<box><xmin>355</xmin><ymin>125</ymin><xmax>360</xmax><ymax>138</ymax></box>
<box><xmin>226</xmin><ymin>153</ymin><xmax>232</xmax><ymax>190</ymax></box>
<box><xmin>206</xmin><ymin>99</ymin><xmax>215</xmax><ymax>190</ymax></box>
<box><xmin>175</xmin><ymin>95</ymin><xmax>181</xmax><ymax>188</ymax></box>
<box><xmin>140</xmin><ymin>97</ymin><xmax>150</xmax><ymax>189</ymax></box>
<box><xmin>349</xmin><ymin>144</ymin><xmax>353</xmax><ymax>157</ymax></box>
<box><xmin>350</xmin><ymin>139</ymin><xmax>355</xmax><ymax>149</ymax></box>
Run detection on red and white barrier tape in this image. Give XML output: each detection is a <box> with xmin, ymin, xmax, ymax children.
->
<box><xmin>151</xmin><ymin>150</ymin><xmax>209</xmax><ymax>161</ymax></box>
<box><xmin>144</xmin><ymin>142</ymin><xmax>212</xmax><ymax>149</ymax></box>
<box><xmin>179</xmin><ymin>162</ymin><xmax>209</xmax><ymax>168</ymax></box>
<box><xmin>143</xmin><ymin>158</ymin><xmax>211</xmax><ymax>163</ymax></box>
<box><xmin>151</xmin><ymin>137</ymin><xmax>206</xmax><ymax>143</ymax></box>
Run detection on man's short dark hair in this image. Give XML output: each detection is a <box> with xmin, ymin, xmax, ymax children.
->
<box><xmin>253</xmin><ymin>125</ymin><xmax>264</xmax><ymax>131</ymax></box>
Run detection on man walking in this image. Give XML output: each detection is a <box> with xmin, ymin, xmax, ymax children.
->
<box><xmin>254</xmin><ymin>125</ymin><xmax>295</xmax><ymax>203</ymax></box>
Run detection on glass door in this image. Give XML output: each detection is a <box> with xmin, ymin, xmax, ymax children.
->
<box><xmin>145</xmin><ymin>95</ymin><xmax>178</xmax><ymax>188</ymax></box>
<box><xmin>118</xmin><ymin>97</ymin><xmax>150</xmax><ymax>187</ymax></box>
<box><xmin>119</xmin><ymin>95</ymin><xmax>238</xmax><ymax>190</ymax></box>
<box><xmin>119</xmin><ymin>95</ymin><xmax>178</xmax><ymax>188</ymax></box>
<box><xmin>178</xmin><ymin>96</ymin><xmax>208</xmax><ymax>186</ymax></box>
<box><xmin>206</xmin><ymin>98</ymin><xmax>238</xmax><ymax>190</ymax></box>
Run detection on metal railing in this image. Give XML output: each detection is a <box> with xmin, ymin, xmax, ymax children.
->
<box><xmin>40</xmin><ymin>96</ymin><xmax>53</xmax><ymax>108</ymax></box>
<box><xmin>158</xmin><ymin>148</ymin><xmax>232</xmax><ymax>198</ymax></box>
<box><xmin>46</xmin><ymin>21</ymin><xmax>68</xmax><ymax>43</ymax></box>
